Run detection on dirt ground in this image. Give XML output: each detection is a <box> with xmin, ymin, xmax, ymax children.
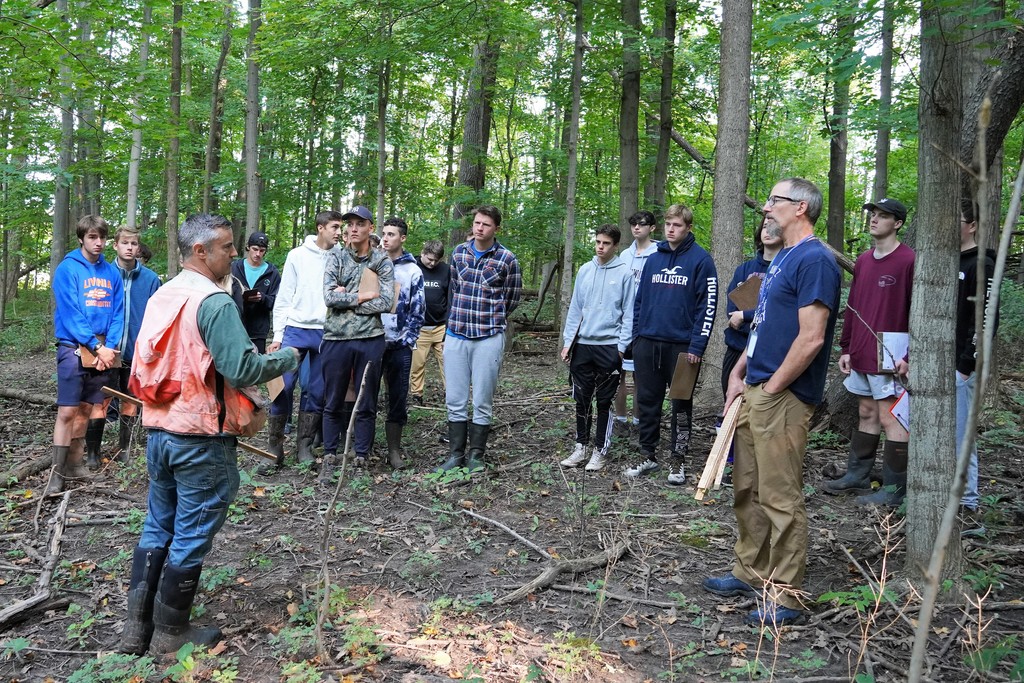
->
<box><xmin>1</xmin><ymin>338</ymin><xmax>1023</xmax><ymax>683</ymax></box>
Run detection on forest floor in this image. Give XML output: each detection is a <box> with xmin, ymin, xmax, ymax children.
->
<box><xmin>1</xmin><ymin>335</ymin><xmax>1023</xmax><ymax>683</ymax></box>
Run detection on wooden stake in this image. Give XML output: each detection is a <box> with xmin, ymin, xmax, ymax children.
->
<box><xmin>696</xmin><ymin>398</ymin><xmax>742</xmax><ymax>500</ymax></box>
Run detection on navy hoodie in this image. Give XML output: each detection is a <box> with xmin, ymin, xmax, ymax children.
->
<box><xmin>632</xmin><ymin>233</ymin><xmax>718</xmax><ymax>356</ymax></box>
<box><xmin>723</xmin><ymin>251</ymin><xmax>771</xmax><ymax>352</ymax></box>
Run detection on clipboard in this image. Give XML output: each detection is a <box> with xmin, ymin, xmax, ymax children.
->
<box><xmin>889</xmin><ymin>388</ymin><xmax>909</xmax><ymax>431</ymax></box>
<box><xmin>668</xmin><ymin>353</ymin><xmax>701</xmax><ymax>400</ymax></box>
<box><xmin>728</xmin><ymin>276</ymin><xmax>762</xmax><ymax>312</ymax></box>
<box><xmin>78</xmin><ymin>335</ymin><xmax>122</xmax><ymax>369</ymax></box>
<box><xmin>877</xmin><ymin>332</ymin><xmax>909</xmax><ymax>374</ymax></box>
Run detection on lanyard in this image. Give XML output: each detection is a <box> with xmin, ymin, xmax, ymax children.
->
<box><xmin>752</xmin><ymin>235</ymin><xmax>816</xmax><ymax>328</ymax></box>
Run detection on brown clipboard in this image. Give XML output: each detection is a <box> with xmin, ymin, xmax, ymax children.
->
<box><xmin>78</xmin><ymin>335</ymin><xmax>122</xmax><ymax>369</ymax></box>
<box><xmin>668</xmin><ymin>352</ymin><xmax>700</xmax><ymax>400</ymax></box>
<box><xmin>728</xmin><ymin>276</ymin><xmax>762</xmax><ymax>312</ymax></box>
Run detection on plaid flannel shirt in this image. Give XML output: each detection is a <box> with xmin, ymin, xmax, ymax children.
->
<box><xmin>448</xmin><ymin>239</ymin><xmax>522</xmax><ymax>339</ymax></box>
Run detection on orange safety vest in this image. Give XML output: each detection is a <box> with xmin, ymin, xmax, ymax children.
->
<box><xmin>130</xmin><ymin>270</ymin><xmax>267</xmax><ymax>437</ymax></box>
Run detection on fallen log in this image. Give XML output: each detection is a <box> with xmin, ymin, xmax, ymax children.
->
<box><xmin>0</xmin><ymin>387</ymin><xmax>53</xmax><ymax>406</ymax></box>
<box><xmin>0</xmin><ymin>453</ymin><xmax>52</xmax><ymax>486</ymax></box>
<box><xmin>495</xmin><ymin>540</ymin><xmax>629</xmax><ymax>605</ymax></box>
<box><xmin>0</xmin><ymin>491</ymin><xmax>70</xmax><ymax>630</ymax></box>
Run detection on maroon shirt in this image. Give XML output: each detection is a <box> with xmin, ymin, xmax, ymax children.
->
<box><xmin>839</xmin><ymin>242</ymin><xmax>915</xmax><ymax>373</ymax></box>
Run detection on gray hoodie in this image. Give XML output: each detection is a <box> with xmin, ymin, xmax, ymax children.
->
<box><xmin>561</xmin><ymin>254</ymin><xmax>635</xmax><ymax>353</ymax></box>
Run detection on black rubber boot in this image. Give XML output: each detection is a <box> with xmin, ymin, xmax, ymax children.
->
<box><xmin>257</xmin><ymin>415</ymin><xmax>287</xmax><ymax>475</ymax></box>
<box><xmin>85</xmin><ymin>418</ymin><xmax>105</xmax><ymax>471</ymax></box>
<box><xmin>385</xmin><ymin>422</ymin><xmax>406</xmax><ymax>469</ymax></box>
<box><xmin>465</xmin><ymin>423</ymin><xmax>490</xmax><ymax>473</ymax></box>
<box><xmin>45</xmin><ymin>445</ymin><xmax>70</xmax><ymax>496</ymax></box>
<box><xmin>116</xmin><ymin>414</ymin><xmax>139</xmax><ymax>463</ymax></box>
<box><xmin>824</xmin><ymin>430</ymin><xmax>880</xmax><ymax>495</ymax></box>
<box><xmin>435</xmin><ymin>421</ymin><xmax>468</xmax><ymax>472</ymax></box>
<box><xmin>317</xmin><ymin>453</ymin><xmax>338</xmax><ymax>486</ymax></box>
<box><xmin>295</xmin><ymin>412</ymin><xmax>321</xmax><ymax>465</ymax></box>
<box><xmin>149</xmin><ymin>564</ymin><xmax>222</xmax><ymax>655</ymax></box>
<box><xmin>118</xmin><ymin>546</ymin><xmax>168</xmax><ymax>655</ymax></box>
<box><xmin>854</xmin><ymin>441</ymin><xmax>908</xmax><ymax>508</ymax></box>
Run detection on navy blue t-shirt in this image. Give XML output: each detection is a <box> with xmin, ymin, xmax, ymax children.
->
<box><xmin>745</xmin><ymin>239</ymin><xmax>841</xmax><ymax>405</ymax></box>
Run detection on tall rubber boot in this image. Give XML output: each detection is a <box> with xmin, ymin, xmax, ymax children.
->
<box><xmin>295</xmin><ymin>412</ymin><xmax>321</xmax><ymax>465</ymax></box>
<box><xmin>385</xmin><ymin>422</ymin><xmax>406</xmax><ymax>469</ymax></box>
<box><xmin>116</xmin><ymin>414</ymin><xmax>139</xmax><ymax>463</ymax></box>
<box><xmin>854</xmin><ymin>441</ymin><xmax>908</xmax><ymax>508</ymax></box>
<box><xmin>118</xmin><ymin>546</ymin><xmax>168</xmax><ymax>655</ymax></box>
<box><xmin>257</xmin><ymin>415</ymin><xmax>287</xmax><ymax>475</ymax></box>
<box><xmin>85</xmin><ymin>418</ymin><xmax>105</xmax><ymax>471</ymax></box>
<box><xmin>149</xmin><ymin>563</ymin><xmax>222</xmax><ymax>655</ymax></box>
<box><xmin>824</xmin><ymin>430</ymin><xmax>880</xmax><ymax>495</ymax></box>
<box><xmin>465</xmin><ymin>423</ymin><xmax>490</xmax><ymax>473</ymax></box>
<box><xmin>45</xmin><ymin>445</ymin><xmax>70</xmax><ymax>496</ymax></box>
<box><xmin>435</xmin><ymin>421</ymin><xmax>468</xmax><ymax>472</ymax></box>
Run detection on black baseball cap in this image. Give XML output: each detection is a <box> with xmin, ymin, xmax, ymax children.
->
<box><xmin>863</xmin><ymin>198</ymin><xmax>908</xmax><ymax>223</ymax></box>
<box><xmin>247</xmin><ymin>231</ymin><xmax>269</xmax><ymax>248</ymax></box>
<box><xmin>341</xmin><ymin>206</ymin><xmax>373</xmax><ymax>222</ymax></box>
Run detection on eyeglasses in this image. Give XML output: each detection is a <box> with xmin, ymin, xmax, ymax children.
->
<box><xmin>632</xmin><ymin>222</ymin><xmax>652</xmax><ymax>227</ymax></box>
<box><xmin>766</xmin><ymin>195</ymin><xmax>803</xmax><ymax>207</ymax></box>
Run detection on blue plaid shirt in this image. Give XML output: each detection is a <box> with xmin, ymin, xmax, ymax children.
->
<box><xmin>447</xmin><ymin>239</ymin><xmax>522</xmax><ymax>339</ymax></box>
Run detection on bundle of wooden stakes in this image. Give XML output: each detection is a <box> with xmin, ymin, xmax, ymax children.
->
<box><xmin>695</xmin><ymin>398</ymin><xmax>743</xmax><ymax>500</ymax></box>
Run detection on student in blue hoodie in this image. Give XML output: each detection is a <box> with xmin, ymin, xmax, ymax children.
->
<box><xmin>625</xmin><ymin>204</ymin><xmax>717</xmax><ymax>481</ymax></box>
<box><xmin>559</xmin><ymin>224</ymin><xmax>635</xmax><ymax>472</ymax></box>
<box><xmin>47</xmin><ymin>215</ymin><xmax>125</xmax><ymax>494</ymax></box>
<box><xmin>110</xmin><ymin>227</ymin><xmax>161</xmax><ymax>462</ymax></box>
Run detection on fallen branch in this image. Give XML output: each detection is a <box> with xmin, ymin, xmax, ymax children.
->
<box><xmin>460</xmin><ymin>508</ymin><xmax>552</xmax><ymax>560</ymax></box>
<box><xmin>495</xmin><ymin>540</ymin><xmax>629</xmax><ymax>605</ymax></box>
<box><xmin>0</xmin><ymin>452</ymin><xmax>53</xmax><ymax>485</ymax></box>
<box><xmin>0</xmin><ymin>491</ymin><xmax>70</xmax><ymax>630</ymax></box>
<box><xmin>0</xmin><ymin>387</ymin><xmax>53</xmax><ymax>405</ymax></box>
<box><xmin>549</xmin><ymin>583</ymin><xmax>676</xmax><ymax>608</ymax></box>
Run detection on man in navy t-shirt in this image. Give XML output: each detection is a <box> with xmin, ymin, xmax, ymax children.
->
<box><xmin>702</xmin><ymin>178</ymin><xmax>841</xmax><ymax>628</ymax></box>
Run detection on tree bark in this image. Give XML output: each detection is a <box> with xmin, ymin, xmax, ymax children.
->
<box><xmin>76</xmin><ymin>9</ymin><xmax>99</xmax><ymax>217</ymax></box>
<box><xmin>126</xmin><ymin>3</ymin><xmax>151</xmax><ymax>230</ymax></box>
<box><xmin>451</xmin><ymin>34</ymin><xmax>501</xmax><ymax>245</ymax></box>
<box><xmin>50</xmin><ymin>0</ymin><xmax>74</xmax><ymax>295</ymax></box>
<box><xmin>303</xmin><ymin>69</ymin><xmax>323</xmax><ymax>228</ymax></box>
<box><xmin>703</xmin><ymin>0</ymin><xmax>752</xmax><ymax>413</ymax></box>
<box><xmin>376</xmin><ymin>56</ymin><xmax>391</xmax><ymax>226</ymax></box>
<box><xmin>245</xmin><ymin>0</ymin><xmax>262</xmax><ymax>237</ymax></box>
<box><xmin>826</xmin><ymin>12</ymin><xmax>855</xmax><ymax>254</ymax></box>
<box><xmin>165</xmin><ymin>1</ymin><xmax>183</xmax><ymax>277</ymax></box>
<box><xmin>649</xmin><ymin>0</ymin><xmax>676</xmax><ymax>214</ymax></box>
<box><xmin>871</xmin><ymin>0</ymin><xmax>893</xmax><ymax>202</ymax></box>
<box><xmin>203</xmin><ymin>1</ymin><xmax>233</xmax><ymax>214</ymax></box>
<box><xmin>559</xmin><ymin>0</ymin><xmax>585</xmax><ymax>334</ymax></box>
<box><xmin>904</xmin><ymin>0</ymin><xmax>964</xmax><ymax>584</ymax></box>
<box><xmin>619</xmin><ymin>0</ymin><xmax>640</xmax><ymax>228</ymax></box>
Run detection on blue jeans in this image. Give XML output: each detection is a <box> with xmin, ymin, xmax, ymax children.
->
<box><xmin>321</xmin><ymin>336</ymin><xmax>386</xmax><ymax>456</ymax></box>
<box><xmin>271</xmin><ymin>326</ymin><xmax>324</xmax><ymax>416</ymax></box>
<box><xmin>444</xmin><ymin>333</ymin><xmax>505</xmax><ymax>425</ymax></box>
<box><xmin>382</xmin><ymin>344</ymin><xmax>413</xmax><ymax>424</ymax></box>
<box><xmin>956</xmin><ymin>371</ymin><xmax>980</xmax><ymax>509</ymax></box>
<box><xmin>139</xmin><ymin>429</ymin><xmax>240</xmax><ymax>568</ymax></box>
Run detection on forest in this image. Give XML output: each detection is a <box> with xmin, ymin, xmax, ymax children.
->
<box><xmin>2</xmin><ymin>0</ymin><xmax>1024</xmax><ymax>680</ymax></box>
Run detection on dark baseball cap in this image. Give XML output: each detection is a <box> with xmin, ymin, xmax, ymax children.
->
<box><xmin>247</xmin><ymin>231</ymin><xmax>269</xmax><ymax>248</ymax></box>
<box><xmin>341</xmin><ymin>206</ymin><xmax>373</xmax><ymax>222</ymax></box>
<box><xmin>863</xmin><ymin>198</ymin><xmax>908</xmax><ymax>223</ymax></box>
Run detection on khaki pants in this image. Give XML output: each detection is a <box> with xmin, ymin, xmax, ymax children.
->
<box><xmin>731</xmin><ymin>384</ymin><xmax>814</xmax><ymax>609</ymax></box>
<box><xmin>410</xmin><ymin>324</ymin><xmax>446</xmax><ymax>397</ymax></box>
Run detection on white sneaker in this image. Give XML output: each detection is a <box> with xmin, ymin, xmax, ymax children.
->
<box><xmin>623</xmin><ymin>457</ymin><xmax>660</xmax><ymax>479</ymax></box>
<box><xmin>666</xmin><ymin>461</ymin><xmax>686</xmax><ymax>486</ymax></box>
<box><xmin>585</xmin><ymin>447</ymin><xmax>607</xmax><ymax>471</ymax></box>
<box><xmin>560</xmin><ymin>443</ymin><xmax>588</xmax><ymax>467</ymax></box>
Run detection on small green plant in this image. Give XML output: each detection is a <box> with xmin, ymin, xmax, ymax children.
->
<box><xmin>65</xmin><ymin>603</ymin><xmax>96</xmax><ymax>646</ymax></box>
<box><xmin>199</xmin><ymin>565</ymin><xmax>237</xmax><ymax>592</ymax></box>
<box><xmin>792</xmin><ymin>649</ymin><xmax>827</xmax><ymax>669</ymax></box>
<box><xmin>280</xmin><ymin>660</ymin><xmax>322</xmax><ymax>683</ymax></box>
<box><xmin>162</xmin><ymin>641</ymin><xmax>240</xmax><ymax>683</ymax></box>
<box><xmin>119</xmin><ymin>507</ymin><xmax>146</xmax><ymax>534</ymax></box>
<box><xmin>964</xmin><ymin>635</ymin><xmax>1024</xmax><ymax>679</ymax></box>
<box><xmin>1</xmin><ymin>637</ymin><xmax>31</xmax><ymax>659</ymax></box>
<box><xmin>399</xmin><ymin>551</ymin><xmax>442</xmax><ymax>584</ymax></box>
<box><xmin>807</xmin><ymin>429</ymin><xmax>843</xmax><ymax>449</ymax></box>
<box><xmin>819</xmin><ymin>584</ymin><xmax>897</xmax><ymax>614</ymax></box>
<box><xmin>545</xmin><ymin>631</ymin><xmax>600</xmax><ymax>676</ymax></box>
<box><xmin>68</xmin><ymin>652</ymin><xmax>156</xmax><ymax>682</ymax></box>
<box><xmin>269</xmin><ymin>625</ymin><xmax>315</xmax><ymax>657</ymax></box>
<box><xmin>964</xmin><ymin>564</ymin><xmax>1006</xmax><ymax>592</ymax></box>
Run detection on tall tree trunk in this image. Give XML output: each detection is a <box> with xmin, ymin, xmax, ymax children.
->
<box><xmin>126</xmin><ymin>3</ymin><xmax>152</xmax><ymax>230</ymax></box>
<box><xmin>704</xmin><ymin>0</ymin><xmax>753</xmax><ymax>411</ymax></box>
<box><xmin>826</xmin><ymin>12</ymin><xmax>854</xmax><ymax>253</ymax></box>
<box><xmin>50</xmin><ymin>0</ymin><xmax>74</xmax><ymax>293</ymax></box>
<box><xmin>444</xmin><ymin>70</ymin><xmax>461</xmax><ymax>189</ymax></box>
<box><xmin>390</xmin><ymin>64</ymin><xmax>404</xmax><ymax>216</ymax></box>
<box><xmin>619</xmin><ymin>0</ymin><xmax>640</xmax><ymax>228</ymax></box>
<box><xmin>303</xmin><ymin>69</ymin><xmax>323</xmax><ymax>228</ymax></box>
<box><xmin>450</xmin><ymin>34</ymin><xmax>501</xmax><ymax>245</ymax></box>
<box><xmin>871</xmin><ymin>0</ymin><xmax>893</xmax><ymax>201</ymax></box>
<box><xmin>165</xmin><ymin>1</ymin><xmax>182</xmax><ymax>277</ymax></box>
<box><xmin>76</xmin><ymin>9</ymin><xmax>99</xmax><ymax>217</ymax></box>
<box><xmin>203</xmin><ymin>1</ymin><xmax>233</xmax><ymax>214</ymax></box>
<box><xmin>904</xmin><ymin>0</ymin><xmax>964</xmax><ymax>585</ymax></box>
<box><xmin>649</xmin><ymin>0</ymin><xmax>676</xmax><ymax>213</ymax></box>
<box><xmin>245</xmin><ymin>0</ymin><xmax>262</xmax><ymax>237</ymax></box>
<box><xmin>559</xmin><ymin>0</ymin><xmax>585</xmax><ymax>332</ymax></box>
<box><xmin>331</xmin><ymin>64</ymin><xmax>345</xmax><ymax>211</ymax></box>
<box><xmin>376</xmin><ymin>57</ymin><xmax>390</xmax><ymax>225</ymax></box>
